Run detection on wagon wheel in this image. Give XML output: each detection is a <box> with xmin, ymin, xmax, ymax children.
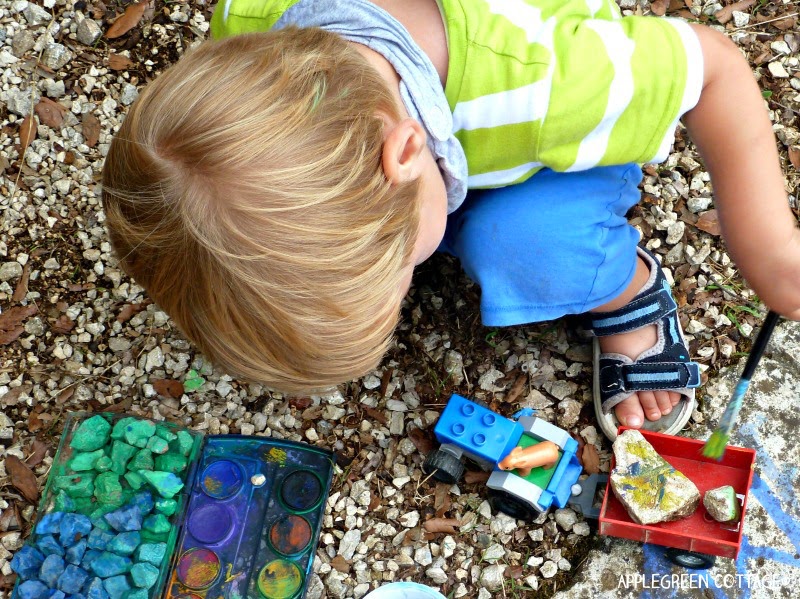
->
<box><xmin>422</xmin><ymin>450</ymin><xmax>464</xmax><ymax>485</ymax></box>
<box><xmin>487</xmin><ymin>488</ymin><xmax>538</xmax><ymax>521</ymax></box>
<box><xmin>664</xmin><ymin>548</ymin><xmax>716</xmax><ymax>570</ymax></box>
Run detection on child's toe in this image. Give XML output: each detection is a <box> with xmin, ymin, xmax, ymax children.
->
<box><xmin>614</xmin><ymin>394</ymin><xmax>645</xmax><ymax>428</ymax></box>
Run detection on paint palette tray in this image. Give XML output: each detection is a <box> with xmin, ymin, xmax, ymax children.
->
<box><xmin>166</xmin><ymin>436</ymin><xmax>335</xmax><ymax>599</ymax></box>
<box><xmin>9</xmin><ymin>414</ymin><xmax>335</xmax><ymax>599</ymax></box>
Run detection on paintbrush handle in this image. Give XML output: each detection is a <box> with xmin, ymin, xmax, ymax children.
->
<box><xmin>740</xmin><ymin>310</ymin><xmax>780</xmax><ymax>380</ymax></box>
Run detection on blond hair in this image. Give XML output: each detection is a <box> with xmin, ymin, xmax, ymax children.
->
<box><xmin>102</xmin><ymin>29</ymin><xmax>420</xmax><ymax>392</ymax></box>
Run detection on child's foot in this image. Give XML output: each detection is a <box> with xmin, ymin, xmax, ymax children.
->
<box><xmin>597</xmin><ymin>322</ymin><xmax>682</xmax><ymax>428</ymax></box>
<box><xmin>588</xmin><ymin>246</ymin><xmax>701</xmax><ymax>439</ymax></box>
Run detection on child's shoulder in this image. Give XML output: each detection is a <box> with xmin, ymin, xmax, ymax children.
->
<box><xmin>210</xmin><ymin>0</ymin><xmax>301</xmax><ymax>39</ymax></box>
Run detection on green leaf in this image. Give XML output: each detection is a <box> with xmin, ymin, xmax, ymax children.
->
<box><xmin>183</xmin><ymin>369</ymin><xmax>206</xmax><ymax>392</ymax></box>
<box><xmin>762</xmin><ymin>90</ymin><xmax>773</xmax><ymax>99</ymax></box>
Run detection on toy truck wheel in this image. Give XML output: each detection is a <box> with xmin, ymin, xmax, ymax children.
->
<box><xmin>488</xmin><ymin>489</ymin><xmax>537</xmax><ymax>521</ymax></box>
<box><xmin>423</xmin><ymin>450</ymin><xmax>464</xmax><ymax>484</ymax></box>
<box><xmin>664</xmin><ymin>548</ymin><xmax>716</xmax><ymax>570</ymax></box>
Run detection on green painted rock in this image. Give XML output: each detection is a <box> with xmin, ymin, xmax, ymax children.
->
<box><xmin>124</xmin><ymin>471</ymin><xmax>146</xmax><ymax>491</ymax></box>
<box><xmin>142</xmin><ymin>514</ymin><xmax>170</xmax><ymax>535</ymax></box>
<box><xmin>154</xmin><ymin>453</ymin><xmax>187</xmax><ymax>474</ymax></box>
<box><xmin>95</xmin><ymin>472</ymin><xmax>124</xmax><ymax>506</ymax></box>
<box><xmin>70</xmin><ymin>416</ymin><xmax>111</xmax><ymax>452</ymax></box>
<box><xmin>173</xmin><ymin>430</ymin><xmax>195</xmax><ymax>457</ymax></box>
<box><xmin>95</xmin><ymin>455</ymin><xmax>113</xmax><ymax>473</ymax></box>
<box><xmin>154</xmin><ymin>426</ymin><xmax>176</xmax><ymax>443</ymax></box>
<box><xmin>123</xmin><ymin>588</ymin><xmax>150</xmax><ymax>599</ymax></box>
<box><xmin>610</xmin><ymin>429</ymin><xmax>700</xmax><ymax>525</ymax></box>
<box><xmin>128</xmin><ymin>449</ymin><xmax>154</xmax><ymax>471</ymax></box>
<box><xmin>123</xmin><ymin>421</ymin><xmax>156</xmax><ymax>449</ymax></box>
<box><xmin>110</xmin><ymin>441</ymin><xmax>137</xmax><ymax>475</ymax></box>
<box><xmin>130</xmin><ymin>562</ymin><xmax>159</xmax><ymax>589</ymax></box>
<box><xmin>703</xmin><ymin>485</ymin><xmax>741</xmax><ymax>522</ymax></box>
<box><xmin>139</xmin><ymin>470</ymin><xmax>183</xmax><ymax>499</ymax></box>
<box><xmin>135</xmin><ymin>543</ymin><xmax>166</xmax><ymax>566</ymax></box>
<box><xmin>57</xmin><ymin>473</ymin><xmax>96</xmax><ymax>499</ymax></box>
<box><xmin>146</xmin><ymin>436</ymin><xmax>169</xmax><ymax>455</ymax></box>
<box><xmin>153</xmin><ymin>498</ymin><xmax>177</xmax><ymax>516</ymax></box>
<box><xmin>70</xmin><ymin>449</ymin><xmax>106</xmax><ymax>472</ymax></box>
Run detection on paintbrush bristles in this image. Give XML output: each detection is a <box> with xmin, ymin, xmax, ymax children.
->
<box><xmin>702</xmin><ymin>430</ymin><xmax>730</xmax><ymax>459</ymax></box>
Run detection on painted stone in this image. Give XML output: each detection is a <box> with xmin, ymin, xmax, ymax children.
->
<box><xmin>95</xmin><ymin>473</ymin><xmax>124</xmax><ymax>507</ymax></box>
<box><xmin>153</xmin><ymin>454</ymin><xmax>186</xmax><ymax>474</ymax></box>
<box><xmin>85</xmin><ymin>577</ymin><xmax>109</xmax><ymax>599</ymax></box>
<box><xmin>70</xmin><ymin>416</ymin><xmax>111</xmax><ymax>452</ymax></box>
<box><xmin>130</xmin><ymin>562</ymin><xmax>159</xmax><ymax>589</ymax></box>
<box><xmin>135</xmin><ymin>543</ymin><xmax>166</xmax><ymax>567</ymax></box>
<box><xmin>56</xmin><ymin>564</ymin><xmax>89</xmax><ymax>594</ymax></box>
<box><xmin>102</xmin><ymin>575</ymin><xmax>131</xmax><ymax>599</ymax></box>
<box><xmin>65</xmin><ymin>539</ymin><xmax>87</xmax><ymax>565</ymax></box>
<box><xmin>704</xmin><ymin>485</ymin><xmax>741</xmax><ymax>522</ymax></box>
<box><xmin>69</xmin><ymin>450</ymin><xmax>106</xmax><ymax>472</ymax></box>
<box><xmin>104</xmin><ymin>505</ymin><xmax>143</xmax><ymax>532</ymax></box>
<box><xmin>60</xmin><ymin>514</ymin><xmax>92</xmax><ymax>546</ymax></box>
<box><xmin>139</xmin><ymin>471</ymin><xmax>183</xmax><ymax>499</ymax></box>
<box><xmin>10</xmin><ymin>545</ymin><xmax>46</xmax><ymax>580</ymax></box>
<box><xmin>110</xmin><ymin>442</ymin><xmax>137</xmax><ymax>476</ymax></box>
<box><xmin>35</xmin><ymin>513</ymin><xmax>64</xmax><ymax>536</ymax></box>
<box><xmin>107</xmin><ymin>532</ymin><xmax>141</xmax><ymax>556</ymax></box>
<box><xmin>610</xmin><ymin>429</ymin><xmax>700</xmax><ymax>525</ymax></box>
<box><xmin>39</xmin><ymin>554</ymin><xmax>65</xmax><ymax>588</ymax></box>
<box><xmin>17</xmin><ymin>580</ymin><xmax>50</xmax><ymax>599</ymax></box>
<box><xmin>90</xmin><ymin>552</ymin><xmax>132</xmax><ymax>578</ymax></box>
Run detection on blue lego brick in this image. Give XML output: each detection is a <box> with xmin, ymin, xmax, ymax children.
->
<box><xmin>433</xmin><ymin>395</ymin><xmax>523</xmax><ymax>465</ymax></box>
<box><xmin>541</xmin><ymin>436</ymin><xmax>581</xmax><ymax>511</ymax></box>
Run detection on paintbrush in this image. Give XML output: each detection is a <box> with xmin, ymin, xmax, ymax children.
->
<box><xmin>702</xmin><ymin>310</ymin><xmax>780</xmax><ymax>459</ymax></box>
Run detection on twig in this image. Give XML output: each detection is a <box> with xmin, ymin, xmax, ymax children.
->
<box><xmin>735</xmin><ymin>11</ymin><xmax>798</xmax><ymax>30</ymax></box>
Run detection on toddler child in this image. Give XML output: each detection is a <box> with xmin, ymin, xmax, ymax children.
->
<box><xmin>101</xmin><ymin>0</ymin><xmax>800</xmax><ymax>439</ymax></box>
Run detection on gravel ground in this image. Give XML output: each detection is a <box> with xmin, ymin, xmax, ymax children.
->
<box><xmin>1</xmin><ymin>1</ymin><xmax>799</xmax><ymax>598</ymax></box>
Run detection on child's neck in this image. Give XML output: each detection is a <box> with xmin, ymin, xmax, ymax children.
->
<box><xmin>369</xmin><ymin>0</ymin><xmax>449</xmax><ymax>87</ymax></box>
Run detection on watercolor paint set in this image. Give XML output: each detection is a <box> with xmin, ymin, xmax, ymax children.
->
<box><xmin>10</xmin><ymin>413</ymin><xmax>335</xmax><ymax>599</ymax></box>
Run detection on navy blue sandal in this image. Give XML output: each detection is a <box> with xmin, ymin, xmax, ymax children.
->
<box><xmin>586</xmin><ymin>246</ymin><xmax>701</xmax><ymax>440</ymax></box>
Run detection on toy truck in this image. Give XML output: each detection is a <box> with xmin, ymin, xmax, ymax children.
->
<box><xmin>422</xmin><ymin>394</ymin><xmax>583</xmax><ymax>520</ymax></box>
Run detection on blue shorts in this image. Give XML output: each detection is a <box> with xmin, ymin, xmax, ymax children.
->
<box><xmin>438</xmin><ymin>164</ymin><xmax>643</xmax><ymax>326</ymax></box>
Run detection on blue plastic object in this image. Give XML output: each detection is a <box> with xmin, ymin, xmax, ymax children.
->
<box><xmin>432</xmin><ymin>394</ymin><xmax>523</xmax><ymax>464</ymax></box>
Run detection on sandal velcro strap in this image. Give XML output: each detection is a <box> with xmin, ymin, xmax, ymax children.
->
<box><xmin>587</xmin><ymin>279</ymin><xmax>677</xmax><ymax>337</ymax></box>
<box><xmin>599</xmin><ymin>360</ymin><xmax>702</xmax><ymax>395</ymax></box>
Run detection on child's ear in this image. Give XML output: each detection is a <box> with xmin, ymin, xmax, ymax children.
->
<box><xmin>382</xmin><ymin>118</ymin><xmax>427</xmax><ymax>184</ymax></box>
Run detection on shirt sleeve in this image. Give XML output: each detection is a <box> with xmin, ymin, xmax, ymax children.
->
<box><xmin>535</xmin><ymin>15</ymin><xmax>704</xmax><ymax>172</ymax></box>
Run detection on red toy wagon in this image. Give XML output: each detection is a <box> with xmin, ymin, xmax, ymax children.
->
<box><xmin>592</xmin><ymin>428</ymin><xmax>756</xmax><ymax>569</ymax></box>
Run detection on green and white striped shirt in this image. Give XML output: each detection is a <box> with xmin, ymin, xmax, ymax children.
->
<box><xmin>211</xmin><ymin>0</ymin><xmax>703</xmax><ymax>190</ymax></box>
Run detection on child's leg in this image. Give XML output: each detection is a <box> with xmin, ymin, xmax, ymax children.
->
<box><xmin>440</xmin><ymin>165</ymin><xmax>699</xmax><ymax>439</ymax></box>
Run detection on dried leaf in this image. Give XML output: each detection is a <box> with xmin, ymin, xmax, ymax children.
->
<box><xmin>35</xmin><ymin>98</ymin><xmax>68</xmax><ymax>129</ymax></box>
<box><xmin>406</xmin><ymin>427</ymin><xmax>434</xmax><ymax>456</ymax></box>
<box><xmin>26</xmin><ymin>438</ymin><xmax>51</xmax><ymax>468</ymax></box>
<box><xmin>116</xmin><ymin>301</ymin><xmax>149</xmax><ymax>323</ymax></box>
<box><xmin>57</xmin><ymin>386</ymin><xmax>76</xmax><ymax>403</ymax></box>
<box><xmin>423</xmin><ymin>517</ymin><xmax>461</xmax><ymax>534</ymax></box>
<box><xmin>362</xmin><ymin>405</ymin><xmax>388</xmax><ymax>425</ymax></box>
<box><xmin>329</xmin><ymin>554</ymin><xmax>350</xmax><ymax>574</ymax></box>
<box><xmin>7</xmin><ymin>455</ymin><xmax>40</xmax><ymax>503</ymax></box>
<box><xmin>695</xmin><ymin>209</ymin><xmax>722</xmax><ymax>236</ymax></box>
<box><xmin>463</xmin><ymin>470</ymin><xmax>490</xmax><ymax>484</ymax></box>
<box><xmin>11</xmin><ymin>263</ymin><xmax>31</xmax><ymax>302</ymax></box>
<box><xmin>434</xmin><ymin>482</ymin><xmax>452</xmax><ymax>518</ymax></box>
<box><xmin>772</xmin><ymin>15</ymin><xmax>797</xmax><ymax>30</ymax></box>
<box><xmin>1</xmin><ymin>384</ymin><xmax>31</xmax><ymax>407</ymax></box>
<box><xmin>582</xmin><ymin>444</ymin><xmax>601</xmax><ymax>475</ymax></box>
<box><xmin>18</xmin><ymin>114</ymin><xmax>37</xmax><ymax>151</ymax></box>
<box><xmin>379</xmin><ymin>367</ymin><xmax>393</xmax><ymax>398</ymax></box>
<box><xmin>50</xmin><ymin>314</ymin><xmax>76</xmax><ymax>334</ymax></box>
<box><xmin>81</xmin><ymin>112</ymin><xmax>101</xmax><ymax>148</ymax></box>
<box><xmin>715</xmin><ymin>0</ymin><xmax>755</xmax><ymax>24</ymax></box>
<box><xmin>106</xmin><ymin>1</ymin><xmax>147</xmax><ymax>39</ymax></box>
<box><xmin>504</xmin><ymin>373</ymin><xmax>527</xmax><ymax>404</ymax></box>
<box><xmin>107</xmin><ymin>53</ymin><xmax>135</xmax><ymax>70</ymax></box>
<box><xmin>0</xmin><ymin>304</ymin><xmax>38</xmax><ymax>345</ymax></box>
<box><xmin>650</xmin><ymin>0</ymin><xmax>670</xmax><ymax>16</ymax></box>
<box><xmin>152</xmin><ymin>378</ymin><xmax>184</xmax><ymax>399</ymax></box>
<box><xmin>288</xmin><ymin>396</ymin><xmax>312</xmax><ymax>410</ymax></box>
<box><xmin>789</xmin><ymin>146</ymin><xmax>800</xmax><ymax>171</ymax></box>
